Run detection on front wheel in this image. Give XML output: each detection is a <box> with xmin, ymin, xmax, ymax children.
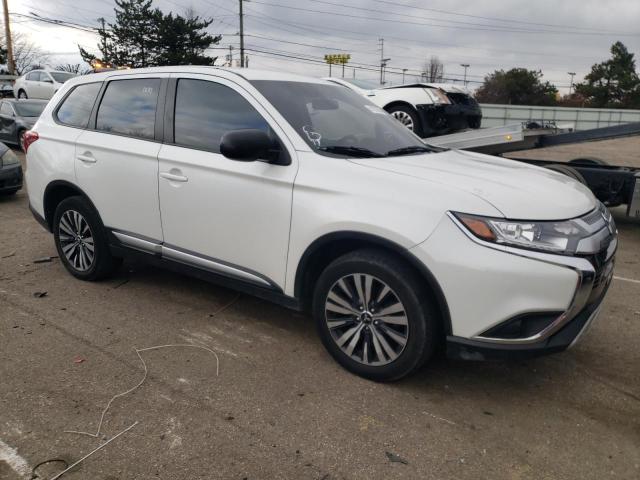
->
<box><xmin>53</xmin><ymin>196</ymin><xmax>120</xmax><ymax>281</ymax></box>
<box><xmin>17</xmin><ymin>90</ymin><xmax>27</xmax><ymax>99</ymax></box>
<box><xmin>386</xmin><ymin>105</ymin><xmax>424</xmax><ymax>138</ymax></box>
<box><xmin>312</xmin><ymin>249</ymin><xmax>439</xmax><ymax>381</ymax></box>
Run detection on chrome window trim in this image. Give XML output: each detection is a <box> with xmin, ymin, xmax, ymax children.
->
<box><xmin>447</xmin><ymin>210</ymin><xmax>617</xmax><ymax>345</ymax></box>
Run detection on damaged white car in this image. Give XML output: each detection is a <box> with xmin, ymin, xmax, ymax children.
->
<box><xmin>325</xmin><ymin>77</ymin><xmax>482</xmax><ymax>138</ymax></box>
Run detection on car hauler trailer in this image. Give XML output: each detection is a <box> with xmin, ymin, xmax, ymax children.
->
<box><xmin>429</xmin><ymin>122</ymin><xmax>640</xmax><ymax>219</ymax></box>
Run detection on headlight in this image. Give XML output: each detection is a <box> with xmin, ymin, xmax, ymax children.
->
<box><xmin>0</xmin><ymin>148</ymin><xmax>19</xmax><ymax>168</ymax></box>
<box><xmin>453</xmin><ymin>211</ymin><xmax>596</xmax><ymax>254</ymax></box>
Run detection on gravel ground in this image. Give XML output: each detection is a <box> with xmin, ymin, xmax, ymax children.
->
<box><xmin>1</xmin><ymin>151</ymin><xmax>639</xmax><ymax>480</ymax></box>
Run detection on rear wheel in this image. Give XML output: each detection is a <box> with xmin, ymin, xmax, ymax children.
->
<box><xmin>386</xmin><ymin>105</ymin><xmax>424</xmax><ymax>138</ymax></box>
<box><xmin>53</xmin><ymin>196</ymin><xmax>120</xmax><ymax>281</ymax></box>
<box><xmin>17</xmin><ymin>90</ymin><xmax>27</xmax><ymax>99</ymax></box>
<box><xmin>569</xmin><ymin>157</ymin><xmax>609</xmax><ymax>167</ymax></box>
<box><xmin>312</xmin><ymin>249</ymin><xmax>439</xmax><ymax>381</ymax></box>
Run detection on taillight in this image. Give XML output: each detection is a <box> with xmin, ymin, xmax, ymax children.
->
<box><xmin>23</xmin><ymin>130</ymin><xmax>39</xmax><ymax>153</ymax></box>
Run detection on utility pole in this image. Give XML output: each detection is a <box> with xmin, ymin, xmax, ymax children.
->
<box><xmin>568</xmin><ymin>72</ymin><xmax>576</xmax><ymax>95</ymax></box>
<box><xmin>378</xmin><ymin>38</ymin><xmax>384</xmax><ymax>85</ymax></box>
<box><xmin>402</xmin><ymin>68</ymin><xmax>407</xmax><ymax>84</ymax></box>
<box><xmin>460</xmin><ymin>64</ymin><xmax>470</xmax><ymax>87</ymax></box>
<box><xmin>239</xmin><ymin>0</ymin><xmax>245</xmax><ymax>67</ymax></box>
<box><xmin>228</xmin><ymin>45</ymin><xmax>234</xmax><ymax>67</ymax></box>
<box><xmin>2</xmin><ymin>0</ymin><xmax>15</xmax><ymax>75</ymax></box>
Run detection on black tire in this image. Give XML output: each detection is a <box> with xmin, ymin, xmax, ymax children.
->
<box><xmin>386</xmin><ymin>105</ymin><xmax>424</xmax><ymax>138</ymax></box>
<box><xmin>53</xmin><ymin>196</ymin><xmax>120</xmax><ymax>281</ymax></box>
<box><xmin>569</xmin><ymin>157</ymin><xmax>609</xmax><ymax>167</ymax></box>
<box><xmin>0</xmin><ymin>189</ymin><xmax>18</xmax><ymax>196</ymax></box>
<box><xmin>17</xmin><ymin>90</ymin><xmax>27</xmax><ymax>99</ymax></box>
<box><xmin>18</xmin><ymin>129</ymin><xmax>26</xmax><ymax>152</ymax></box>
<box><xmin>312</xmin><ymin>249</ymin><xmax>439</xmax><ymax>382</ymax></box>
<box><xmin>546</xmin><ymin>164</ymin><xmax>587</xmax><ymax>185</ymax></box>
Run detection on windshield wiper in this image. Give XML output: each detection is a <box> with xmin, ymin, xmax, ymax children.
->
<box><xmin>318</xmin><ymin>146</ymin><xmax>385</xmax><ymax>158</ymax></box>
<box><xmin>385</xmin><ymin>145</ymin><xmax>444</xmax><ymax>156</ymax></box>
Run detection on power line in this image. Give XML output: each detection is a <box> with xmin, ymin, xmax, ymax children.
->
<box><xmin>369</xmin><ymin>0</ymin><xmax>629</xmax><ymax>33</ymax></box>
<box><xmin>248</xmin><ymin>0</ymin><xmax>640</xmax><ymax>36</ymax></box>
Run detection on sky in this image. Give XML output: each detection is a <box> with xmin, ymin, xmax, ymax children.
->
<box><xmin>9</xmin><ymin>0</ymin><xmax>640</xmax><ymax>93</ymax></box>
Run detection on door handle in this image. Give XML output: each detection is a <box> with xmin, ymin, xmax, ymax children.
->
<box><xmin>160</xmin><ymin>171</ymin><xmax>188</xmax><ymax>182</ymax></box>
<box><xmin>77</xmin><ymin>152</ymin><xmax>96</xmax><ymax>163</ymax></box>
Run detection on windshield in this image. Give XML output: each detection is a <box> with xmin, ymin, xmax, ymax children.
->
<box><xmin>14</xmin><ymin>101</ymin><xmax>46</xmax><ymax>117</ymax></box>
<box><xmin>50</xmin><ymin>72</ymin><xmax>76</xmax><ymax>83</ymax></box>
<box><xmin>251</xmin><ymin>80</ymin><xmax>432</xmax><ymax>158</ymax></box>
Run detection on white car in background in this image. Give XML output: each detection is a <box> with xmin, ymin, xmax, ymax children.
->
<box><xmin>13</xmin><ymin>69</ymin><xmax>76</xmax><ymax>100</ymax></box>
<box><xmin>325</xmin><ymin>77</ymin><xmax>482</xmax><ymax>138</ymax></box>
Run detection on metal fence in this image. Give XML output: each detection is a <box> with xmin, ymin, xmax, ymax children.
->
<box><xmin>480</xmin><ymin>104</ymin><xmax>640</xmax><ymax>131</ymax></box>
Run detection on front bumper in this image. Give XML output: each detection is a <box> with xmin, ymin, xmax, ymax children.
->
<box><xmin>446</xmin><ymin>278</ymin><xmax>611</xmax><ymax>360</ymax></box>
<box><xmin>0</xmin><ymin>163</ymin><xmax>22</xmax><ymax>192</ymax></box>
<box><xmin>411</xmin><ymin>206</ymin><xmax>617</xmax><ymax>360</ymax></box>
<box><xmin>416</xmin><ymin>103</ymin><xmax>482</xmax><ymax>136</ymax></box>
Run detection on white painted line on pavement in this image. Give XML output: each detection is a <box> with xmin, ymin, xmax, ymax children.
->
<box><xmin>614</xmin><ymin>275</ymin><xmax>640</xmax><ymax>285</ymax></box>
<box><xmin>0</xmin><ymin>438</ymin><xmax>30</xmax><ymax>478</ymax></box>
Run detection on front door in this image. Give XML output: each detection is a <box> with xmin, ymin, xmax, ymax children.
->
<box><xmin>75</xmin><ymin>76</ymin><xmax>165</xmax><ymax>242</ymax></box>
<box><xmin>157</xmin><ymin>75</ymin><xmax>297</xmax><ymax>290</ymax></box>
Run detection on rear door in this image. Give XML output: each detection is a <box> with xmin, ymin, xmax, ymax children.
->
<box><xmin>75</xmin><ymin>74</ymin><xmax>166</xmax><ymax>242</ymax></box>
<box><xmin>157</xmin><ymin>74</ymin><xmax>297</xmax><ymax>289</ymax></box>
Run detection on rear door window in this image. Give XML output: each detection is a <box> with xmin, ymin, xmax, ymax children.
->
<box><xmin>96</xmin><ymin>78</ymin><xmax>160</xmax><ymax>140</ymax></box>
<box><xmin>56</xmin><ymin>82</ymin><xmax>102</xmax><ymax>128</ymax></box>
<box><xmin>173</xmin><ymin>78</ymin><xmax>272</xmax><ymax>152</ymax></box>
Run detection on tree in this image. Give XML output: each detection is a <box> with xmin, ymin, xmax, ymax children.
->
<box><xmin>575</xmin><ymin>42</ymin><xmax>640</xmax><ymax>109</ymax></box>
<box><xmin>475</xmin><ymin>68</ymin><xmax>558</xmax><ymax>106</ymax></box>
<box><xmin>79</xmin><ymin>0</ymin><xmax>219</xmax><ymax>68</ymax></box>
<box><xmin>0</xmin><ymin>32</ymin><xmax>49</xmax><ymax>75</ymax></box>
<box><xmin>153</xmin><ymin>13</ymin><xmax>220</xmax><ymax>66</ymax></box>
<box><xmin>422</xmin><ymin>56</ymin><xmax>444</xmax><ymax>82</ymax></box>
<box><xmin>55</xmin><ymin>63</ymin><xmax>93</xmax><ymax>75</ymax></box>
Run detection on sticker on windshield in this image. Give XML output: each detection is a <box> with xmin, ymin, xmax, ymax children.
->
<box><xmin>364</xmin><ymin>105</ymin><xmax>387</xmax><ymax>115</ymax></box>
<box><xmin>303</xmin><ymin>125</ymin><xmax>322</xmax><ymax>147</ymax></box>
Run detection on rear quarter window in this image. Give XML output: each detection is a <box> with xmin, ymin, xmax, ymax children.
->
<box><xmin>56</xmin><ymin>82</ymin><xmax>102</xmax><ymax>128</ymax></box>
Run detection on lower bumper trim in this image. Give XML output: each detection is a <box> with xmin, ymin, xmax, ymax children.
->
<box><xmin>446</xmin><ymin>283</ymin><xmax>609</xmax><ymax>361</ymax></box>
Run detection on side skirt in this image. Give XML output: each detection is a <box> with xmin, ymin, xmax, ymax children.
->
<box><xmin>107</xmin><ymin>230</ymin><xmax>302</xmax><ymax>312</ymax></box>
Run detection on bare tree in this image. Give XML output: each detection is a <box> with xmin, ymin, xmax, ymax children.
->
<box><xmin>422</xmin><ymin>56</ymin><xmax>444</xmax><ymax>83</ymax></box>
<box><xmin>0</xmin><ymin>32</ymin><xmax>49</xmax><ymax>75</ymax></box>
<box><xmin>55</xmin><ymin>63</ymin><xmax>93</xmax><ymax>75</ymax></box>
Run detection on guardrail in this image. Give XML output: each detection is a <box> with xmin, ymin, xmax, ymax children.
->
<box><xmin>480</xmin><ymin>104</ymin><xmax>640</xmax><ymax>131</ymax></box>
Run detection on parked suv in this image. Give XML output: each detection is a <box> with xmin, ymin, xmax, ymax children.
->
<box><xmin>13</xmin><ymin>69</ymin><xmax>76</xmax><ymax>100</ymax></box>
<box><xmin>25</xmin><ymin>67</ymin><xmax>617</xmax><ymax>381</ymax></box>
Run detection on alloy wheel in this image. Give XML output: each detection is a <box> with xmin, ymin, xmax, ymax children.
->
<box><xmin>324</xmin><ymin>274</ymin><xmax>409</xmax><ymax>366</ymax></box>
<box><xmin>391</xmin><ymin>111</ymin><xmax>414</xmax><ymax>131</ymax></box>
<box><xmin>58</xmin><ymin>210</ymin><xmax>95</xmax><ymax>272</ymax></box>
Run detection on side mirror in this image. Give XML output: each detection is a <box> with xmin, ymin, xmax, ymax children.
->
<box><xmin>220</xmin><ymin>129</ymin><xmax>273</xmax><ymax>162</ymax></box>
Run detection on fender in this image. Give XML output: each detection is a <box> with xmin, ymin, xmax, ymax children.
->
<box><xmin>293</xmin><ymin>231</ymin><xmax>452</xmax><ymax>335</ymax></box>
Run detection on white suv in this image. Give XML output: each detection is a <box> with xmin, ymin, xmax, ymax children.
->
<box><xmin>25</xmin><ymin>67</ymin><xmax>617</xmax><ymax>380</ymax></box>
<box><xmin>13</xmin><ymin>69</ymin><xmax>76</xmax><ymax>100</ymax></box>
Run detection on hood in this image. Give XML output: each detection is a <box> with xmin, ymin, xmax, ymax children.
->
<box><xmin>351</xmin><ymin>150</ymin><xmax>596</xmax><ymax>220</ymax></box>
<box><xmin>381</xmin><ymin>82</ymin><xmax>471</xmax><ymax>95</ymax></box>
